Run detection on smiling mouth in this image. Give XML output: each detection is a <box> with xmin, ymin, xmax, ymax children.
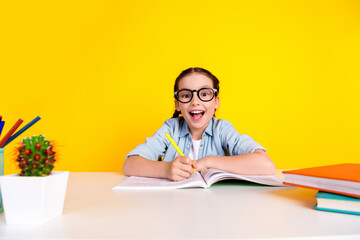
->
<box><xmin>189</xmin><ymin>110</ymin><xmax>205</xmax><ymax>120</ymax></box>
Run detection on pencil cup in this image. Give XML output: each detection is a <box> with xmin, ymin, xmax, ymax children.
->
<box><xmin>0</xmin><ymin>148</ymin><xmax>4</xmax><ymax>213</ymax></box>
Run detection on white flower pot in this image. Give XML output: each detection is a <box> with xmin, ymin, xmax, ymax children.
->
<box><xmin>0</xmin><ymin>171</ymin><xmax>69</xmax><ymax>225</ymax></box>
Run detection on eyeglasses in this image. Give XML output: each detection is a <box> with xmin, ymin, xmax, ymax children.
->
<box><xmin>174</xmin><ymin>88</ymin><xmax>218</xmax><ymax>103</ymax></box>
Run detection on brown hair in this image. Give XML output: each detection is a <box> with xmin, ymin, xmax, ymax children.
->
<box><xmin>172</xmin><ymin>67</ymin><xmax>220</xmax><ymax>118</ymax></box>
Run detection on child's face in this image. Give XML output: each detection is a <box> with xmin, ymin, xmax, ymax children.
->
<box><xmin>175</xmin><ymin>73</ymin><xmax>219</xmax><ymax>138</ymax></box>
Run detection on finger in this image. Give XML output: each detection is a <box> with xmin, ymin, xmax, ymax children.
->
<box><xmin>169</xmin><ymin>167</ymin><xmax>188</xmax><ymax>181</ymax></box>
<box><xmin>177</xmin><ymin>160</ymin><xmax>194</xmax><ymax>172</ymax></box>
<box><xmin>179</xmin><ymin>156</ymin><xmax>192</xmax><ymax>165</ymax></box>
<box><xmin>170</xmin><ymin>162</ymin><xmax>192</xmax><ymax>178</ymax></box>
<box><xmin>177</xmin><ymin>168</ymin><xmax>192</xmax><ymax>179</ymax></box>
<box><xmin>191</xmin><ymin>160</ymin><xmax>197</xmax><ymax>169</ymax></box>
<box><xmin>195</xmin><ymin>161</ymin><xmax>206</xmax><ymax>172</ymax></box>
<box><xmin>173</xmin><ymin>156</ymin><xmax>184</xmax><ymax>163</ymax></box>
<box><xmin>196</xmin><ymin>166</ymin><xmax>206</xmax><ymax>172</ymax></box>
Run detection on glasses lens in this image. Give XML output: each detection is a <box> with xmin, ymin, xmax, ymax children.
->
<box><xmin>198</xmin><ymin>88</ymin><xmax>214</xmax><ymax>101</ymax></box>
<box><xmin>177</xmin><ymin>90</ymin><xmax>192</xmax><ymax>103</ymax></box>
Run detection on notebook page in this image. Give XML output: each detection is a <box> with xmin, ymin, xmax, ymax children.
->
<box><xmin>112</xmin><ymin>172</ymin><xmax>206</xmax><ymax>190</ymax></box>
<box><xmin>201</xmin><ymin>168</ymin><xmax>284</xmax><ymax>187</ymax></box>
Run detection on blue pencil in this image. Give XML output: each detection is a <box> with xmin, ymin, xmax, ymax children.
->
<box><xmin>0</xmin><ymin>121</ymin><xmax>4</xmax><ymax>137</ymax></box>
<box><xmin>2</xmin><ymin>116</ymin><xmax>41</xmax><ymax>147</ymax></box>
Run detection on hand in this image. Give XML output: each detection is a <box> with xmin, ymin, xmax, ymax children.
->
<box><xmin>195</xmin><ymin>157</ymin><xmax>209</xmax><ymax>172</ymax></box>
<box><xmin>167</xmin><ymin>156</ymin><xmax>196</xmax><ymax>181</ymax></box>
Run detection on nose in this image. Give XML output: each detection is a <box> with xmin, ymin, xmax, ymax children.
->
<box><xmin>190</xmin><ymin>92</ymin><xmax>201</xmax><ymax>105</ymax></box>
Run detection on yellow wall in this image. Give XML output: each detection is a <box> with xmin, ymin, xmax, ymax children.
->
<box><xmin>1</xmin><ymin>0</ymin><xmax>359</xmax><ymax>174</ymax></box>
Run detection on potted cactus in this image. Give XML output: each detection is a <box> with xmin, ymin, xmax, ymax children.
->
<box><xmin>0</xmin><ymin>135</ymin><xmax>69</xmax><ymax>225</ymax></box>
<box><xmin>17</xmin><ymin>135</ymin><xmax>56</xmax><ymax>176</ymax></box>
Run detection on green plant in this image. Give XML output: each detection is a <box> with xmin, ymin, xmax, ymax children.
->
<box><xmin>16</xmin><ymin>135</ymin><xmax>56</xmax><ymax>176</ymax></box>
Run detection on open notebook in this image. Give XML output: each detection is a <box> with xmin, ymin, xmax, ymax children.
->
<box><xmin>112</xmin><ymin>168</ymin><xmax>284</xmax><ymax>190</ymax></box>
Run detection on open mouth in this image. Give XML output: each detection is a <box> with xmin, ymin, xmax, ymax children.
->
<box><xmin>189</xmin><ymin>110</ymin><xmax>205</xmax><ymax>121</ymax></box>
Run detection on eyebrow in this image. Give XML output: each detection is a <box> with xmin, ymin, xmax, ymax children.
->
<box><xmin>179</xmin><ymin>85</ymin><xmax>213</xmax><ymax>90</ymax></box>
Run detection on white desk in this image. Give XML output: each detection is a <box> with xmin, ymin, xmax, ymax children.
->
<box><xmin>1</xmin><ymin>172</ymin><xmax>359</xmax><ymax>239</ymax></box>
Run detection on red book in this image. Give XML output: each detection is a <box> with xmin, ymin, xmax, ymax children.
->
<box><xmin>283</xmin><ymin>163</ymin><xmax>360</xmax><ymax>198</ymax></box>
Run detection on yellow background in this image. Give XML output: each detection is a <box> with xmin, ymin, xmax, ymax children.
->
<box><xmin>1</xmin><ymin>0</ymin><xmax>359</xmax><ymax>174</ymax></box>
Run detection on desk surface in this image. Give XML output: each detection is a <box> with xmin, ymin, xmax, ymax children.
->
<box><xmin>1</xmin><ymin>172</ymin><xmax>360</xmax><ymax>239</ymax></box>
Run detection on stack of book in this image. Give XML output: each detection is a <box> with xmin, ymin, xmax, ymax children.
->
<box><xmin>283</xmin><ymin>163</ymin><xmax>360</xmax><ymax>215</ymax></box>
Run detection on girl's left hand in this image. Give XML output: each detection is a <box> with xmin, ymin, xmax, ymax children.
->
<box><xmin>195</xmin><ymin>157</ymin><xmax>209</xmax><ymax>172</ymax></box>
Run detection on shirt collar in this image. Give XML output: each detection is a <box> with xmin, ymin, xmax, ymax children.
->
<box><xmin>179</xmin><ymin>117</ymin><xmax>190</xmax><ymax>138</ymax></box>
<box><xmin>179</xmin><ymin>117</ymin><xmax>215</xmax><ymax>138</ymax></box>
<box><xmin>204</xmin><ymin>117</ymin><xmax>215</xmax><ymax>136</ymax></box>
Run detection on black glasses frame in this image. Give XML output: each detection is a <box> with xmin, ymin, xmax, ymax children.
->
<box><xmin>174</xmin><ymin>88</ymin><xmax>218</xmax><ymax>103</ymax></box>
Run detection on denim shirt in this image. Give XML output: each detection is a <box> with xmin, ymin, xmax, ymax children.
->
<box><xmin>126</xmin><ymin>117</ymin><xmax>266</xmax><ymax>162</ymax></box>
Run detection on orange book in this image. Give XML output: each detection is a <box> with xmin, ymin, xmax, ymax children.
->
<box><xmin>283</xmin><ymin>163</ymin><xmax>360</xmax><ymax>198</ymax></box>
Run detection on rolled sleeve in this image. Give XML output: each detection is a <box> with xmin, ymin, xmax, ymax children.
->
<box><xmin>219</xmin><ymin>120</ymin><xmax>266</xmax><ymax>156</ymax></box>
<box><xmin>125</xmin><ymin>120</ymin><xmax>172</xmax><ymax>161</ymax></box>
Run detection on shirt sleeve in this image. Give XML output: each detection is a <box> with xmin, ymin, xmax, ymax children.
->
<box><xmin>125</xmin><ymin>120</ymin><xmax>173</xmax><ymax>161</ymax></box>
<box><xmin>219</xmin><ymin>120</ymin><xmax>266</xmax><ymax>155</ymax></box>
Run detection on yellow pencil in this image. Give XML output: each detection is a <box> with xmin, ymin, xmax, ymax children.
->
<box><xmin>165</xmin><ymin>132</ymin><xmax>197</xmax><ymax>174</ymax></box>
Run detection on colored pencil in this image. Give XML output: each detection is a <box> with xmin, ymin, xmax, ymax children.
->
<box><xmin>165</xmin><ymin>132</ymin><xmax>197</xmax><ymax>174</ymax></box>
<box><xmin>2</xmin><ymin>116</ymin><xmax>41</xmax><ymax>147</ymax></box>
<box><xmin>0</xmin><ymin>119</ymin><xmax>23</xmax><ymax>148</ymax></box>
<box><xmin>0</xmin><ymin>121</ymin><xmax>4</xmax><ymax>137</ymax></box>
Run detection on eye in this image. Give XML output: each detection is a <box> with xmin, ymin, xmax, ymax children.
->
<box><xmin>179</xmin><ymin>93</ymin><xmax>190</xmax><ymax>99</ymax></box>
<box><xmin>200</xmin><ymin>89</ymin><xmax>213</xmax><ymax>97</ymax></box>
<box><xmin>178</xmin><ymin>90</ymin><xmax>192</xmax><ymax>99</ymax></box>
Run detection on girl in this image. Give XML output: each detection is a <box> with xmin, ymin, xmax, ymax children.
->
<box><xmin>123</xmin><ymin>67</ymin><xmax>276</xmax><ymax>181</ymax></box>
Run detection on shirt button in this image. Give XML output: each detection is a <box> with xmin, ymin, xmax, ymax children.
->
<box><xmin>200</xmin><ymin>144</ymin><xmax>203</xmax><ymax>147</ymax></box>
<box><xmin>187</xmin><ymin>144</ymin><xmax>190</xmax><ymax>148</ymax></box>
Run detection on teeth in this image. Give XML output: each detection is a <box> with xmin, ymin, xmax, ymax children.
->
<box><xmin>191</xmin><ymin>111</ymin><xmax>204</xmax><ymax>114</ymax></box>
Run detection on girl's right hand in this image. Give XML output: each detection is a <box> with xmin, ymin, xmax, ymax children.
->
<box><xmin>167</xmin><ymin>156</ymin><xmax>196</xmax><ymax>181</ymax></box>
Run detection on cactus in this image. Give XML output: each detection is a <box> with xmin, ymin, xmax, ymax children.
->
<box><xmin>16</xmin><ymin>135</ymin><xmax>56</xmax><ymax>176</ymax></box>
